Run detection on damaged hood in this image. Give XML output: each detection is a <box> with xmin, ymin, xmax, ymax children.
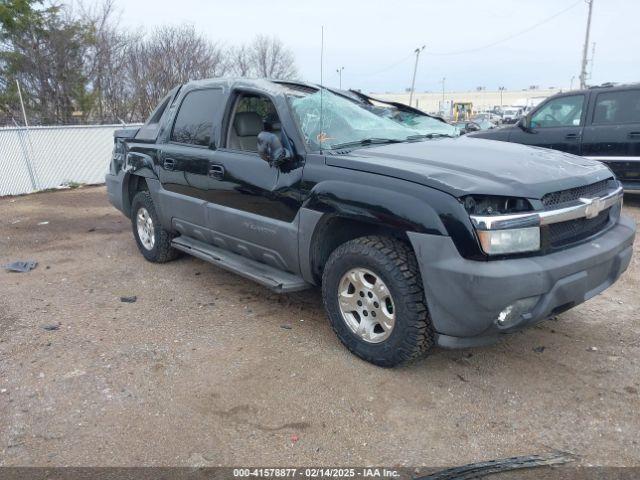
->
<box><xmin>324</xmin><ymin>136</ymin><xmax>613</xmax><ymax>198</ymax></box>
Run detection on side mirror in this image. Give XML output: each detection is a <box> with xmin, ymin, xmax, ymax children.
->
<box><xmin>517</xmin><ymin>116</ymin><xmax>532</xmax><ymax>131</ymax></box>
<box><xmin>257</xmin><ymin>131</ymin><xmax>292</xmax><ymax>167</ymax></box>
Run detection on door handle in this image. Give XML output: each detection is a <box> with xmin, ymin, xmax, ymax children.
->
<box><xmin>209</xmin><ymin>164</ymin><xmax>225</xmax><ymax>179</ymax></box>
<box><xmin>628</xmin><ymin>132</ymin><xmax>640</xmax><ymax>138</ymax></box>
<box><xmin>163</xmin><ymin>158</ymin><xmax>176</xmax><ymax>171</ymax></box>
<box><xmin>565</xmin><ymin>133</ymin><xmax>581</xmax><ymax>140</ymax></box>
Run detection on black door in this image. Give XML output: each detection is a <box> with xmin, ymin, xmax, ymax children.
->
<box><xmin>204</xmin><ymin>92</ymin><xmax>304</xmax><ymax>272</ymax></box>
<box><xmin>581</xmin><ymin>88</ymin><xmax>640</xmax><ymax>187</ymax></box>
<box><xmin>156</xmin><ymin>88</ymin><xmax>224</xmax><ymax>236</ymax></box>
<box><xmin>509</xmin><ymin>94</ymin><xmax>586</xmax><ymax>155</ymax></box>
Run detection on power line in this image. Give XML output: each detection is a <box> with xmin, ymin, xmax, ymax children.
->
<box><xmin>351</xmin><ymin>0</ymin><xmax>583</xmax><ymax>83</ymax></box>
<box><xmin>426</xmin><ymin>0</ymin><xmax>583</xmax><ymax>56</ymax></box>
<box><xmin>350</xmin><ymin>52</ymin><xmax>415</xmax><ymax>78</ymax></box>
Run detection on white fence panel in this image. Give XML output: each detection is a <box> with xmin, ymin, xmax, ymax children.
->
<box><xmin>0</xmin><ymin>124</ymin><xmax>141</xmax><ymax>197</ymax></box>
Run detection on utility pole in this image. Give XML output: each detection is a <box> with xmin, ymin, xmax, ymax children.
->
<box><xmin>336</xmin><ymin>66</ymin><xmax>344</xmax><ymax>89</ymax></box>
<box><xmin>579</xmin><ymin>0</ymin><xmax>594</xmax><ymax>89</ymax></box>
<box><xmin>408</xmin><ymin>45</ymin><xmax>425</xmax><ymax>107</ymax></box>
<box><xmin>589</xmin><ymin>42</ymin><xmax>596</xmax><ymax>81</ymax></box>
<box><xmin>498</xmin><ymin>86</ymin><xmax>505</xmax><ymax>110</ymax></box>
<box><xmin>570</xmin><ymin>75</ymin><xmax>576</xmax><ymax>90</ymax></box>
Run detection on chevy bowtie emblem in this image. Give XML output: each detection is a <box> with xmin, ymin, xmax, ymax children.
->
<box><xmin>580</xmin><ymin>196</ymin><xmax>606</xmax><ymax>219</ymax></box>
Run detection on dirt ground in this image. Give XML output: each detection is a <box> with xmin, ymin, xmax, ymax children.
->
<box><xmin>0</xmin><ymin>186</ymin><xmax>639</xmax><ymax>468</ymax></box>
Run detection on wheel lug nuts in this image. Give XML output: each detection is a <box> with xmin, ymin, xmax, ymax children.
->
<box><xmin>357</xmin><ymin>300</ymin><xmax>362</xmax><ymax>306</ymax></box>
<box><xmin>371</xmin><ymin>311</ymin><xmax>376</xmax><ymax>317</ymax></box>
<box><xmin>373</xmin><ymin>302</ymin><xmax>379</xmax><ymax>308</ymax></box>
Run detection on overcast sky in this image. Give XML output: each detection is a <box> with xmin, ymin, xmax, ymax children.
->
<box><xmin>96</xmin><ymin>0</ymin><xmax>639</xmax><ymax>93</ymax></box>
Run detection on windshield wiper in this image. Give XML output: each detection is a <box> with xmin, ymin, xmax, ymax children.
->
<box><xmin>406</xmin><ymin>133</ymin><xmax>454</xmax><ymax>141</ymax></box>
<box><xmin>331</xmin><ymin>138</ymin><xmax>404</xmax><ymax>149</ymax></box>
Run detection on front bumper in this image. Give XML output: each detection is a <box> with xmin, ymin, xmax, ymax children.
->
<box><xmin>408</xmin><ymin>214</ymin><xmax>636</xmax><ymax>348</ymax></box>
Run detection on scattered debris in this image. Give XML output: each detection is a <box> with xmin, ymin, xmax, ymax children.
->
<box><xmin>87</xmin><ymin>227</ymin><xmax>96</xmax><ymax>232</ymax></box>
<box><xmin>3</xmin><ymin>260</ymin><xmax>38</xmax><ymax>272</ymax></box>
<box><xmin>120</xmin><ymin>296</ymin><xmax>137</xmax><ymax>303</ymax></box>
<box><xmin>0</xmin><ymin>388</ymin><xmax>7</xmax><ymax>394</ymax></box>
<box><xmin>587</xmin><ymin>346</ymin><xmax>599</xmax><ymax>352</ymax></box>
<box><xmin>37</xmin><ymin>221</ymin><xmax>49</xmax><ymax>225</ymax></box>
<box><xmin>456</xmin><ymin>374</ymin><xmax>469</xmax><ymax>383</ymax></box>
<box><xmin>63</xmin><ymin>369</ymin><xmax>86</xmax><ymax>379</ymax></box>
<box><xmin>533</xmin><ymin>346</ymin><xmax>546</xmax><ymax>353</ymax></box>
<box><xmin>290</xmin><ymin>434</ymin><xmax>299</xmax><ymax>443</ymax></box>
<box><xmin>416</xmin><ymin>452</ymin><xmax>574</xmax><ymax>480</ymax></box>
<box><xmin>41</xmin><ymin>324</ymin><xmax>60</xmax><ymax>331</ymax></box>
<box><xmin>280</xmin><ymin>324</ymin><xmax>292</xmax><ymax>330</ymax></box>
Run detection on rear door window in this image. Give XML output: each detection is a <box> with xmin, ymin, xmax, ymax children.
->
<box><xmin>135</xmin><ymin>94</ymin><xmax>172</xmax><ymax>141</ymax></box>
<box><xmin>171</xmin><ymin>88</ymin><xmax>223</xmax><ymax>146</ymax></box>
<box><xmin>531</xmin><ymin>95</ymin><xmax>585</xmax><ymax>128</ymax></box>
<box><xmin>592</xmin><ymin>90</ymin><xmax>640</xmax><ymax>125</ymax></box>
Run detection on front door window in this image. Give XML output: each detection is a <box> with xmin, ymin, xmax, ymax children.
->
<box><xmin>531</xmin><ymin>95</ymin><xmax>585</xmax><ymax>128</ymax></box>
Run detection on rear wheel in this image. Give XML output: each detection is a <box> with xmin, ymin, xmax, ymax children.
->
<box><xmin>130</xmin><ymin>191</ymin><xmax>179</xmax><ymax>263</ymax></box>
<box><xmin>322</xmin><ymin>235</ymin><xmax>434</xmax><ymax>367</ymax></box>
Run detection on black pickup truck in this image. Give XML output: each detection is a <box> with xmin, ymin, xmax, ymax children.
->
<box><xmin>470</xmin><ymin>83</ymin><xmax>640</xmax><ymax>191</ymax></box>
<box><xmin>106</xmin><ymin>78</ymin><xmax>635</xmax><ymax>367</ymax></box>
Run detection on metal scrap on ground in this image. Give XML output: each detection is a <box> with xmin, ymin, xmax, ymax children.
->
<box><xmin>416</xmin><ymin>452</ymin><xmax>574</xmax><ymax>479</ymax></box>
<box><xmin>2</xmin><ymin>260</ymin><xmax>38</xmax><ymax>272</ymax></box>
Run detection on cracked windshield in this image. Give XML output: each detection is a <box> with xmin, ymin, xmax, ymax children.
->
<box><xmin>289</xmin><ymin>90</ymin><xmax>439</xmax><ymax>150</ymax></box>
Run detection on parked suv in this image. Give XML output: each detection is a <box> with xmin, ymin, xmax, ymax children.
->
<box><xmin>470</xmin><ymin>83</ymin><xmax>640</xmax><ymax>191</ymax></box>
<box><xmin>106</xmin><ymin>78</ymin><xmax>635</xmax><ymax>367</ymax></box>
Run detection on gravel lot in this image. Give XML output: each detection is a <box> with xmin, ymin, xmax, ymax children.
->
<box><xmin>0</xmin><ymin>186</ymin><xmax>639</xmax><ymax>468</ymax></box>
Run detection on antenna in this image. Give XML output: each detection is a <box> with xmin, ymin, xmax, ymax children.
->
<box><xmin>320</xmin><ymin>25</ymin><xmax>324</xmax><ymax>152</ymax></box>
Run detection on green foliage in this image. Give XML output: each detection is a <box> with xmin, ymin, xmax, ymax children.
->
<box><xmin>0</xmin><ymin>0</ymin><xmax>93</xmax><ymax>124</ymax></box>
<box><xmin>0</xmin><ymin>1</ymin><xmax>299</xmax><ymax>125</ymax></box>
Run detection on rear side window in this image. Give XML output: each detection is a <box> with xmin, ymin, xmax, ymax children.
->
<box><xmin>171</xmin><ymin>88</ymin><xmax>222</xmax><ymax>146</ymax></box>
<box><xmin>135</xmin><ymin>94</ymin><xmax>172</xmax><ymax>141</ymax></box>
<box><xmin>593</xmin><ymin>90</ymin><xmax>640</xmax><ymax>125</ymax></box>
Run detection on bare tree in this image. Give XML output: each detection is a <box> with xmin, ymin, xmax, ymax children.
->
<box><xmin>126</xmin><ymin>24</ymin><xmax>229</xmax><ymax>119</ymax></box>
<box><xmin>80</xmin><ymin>0</ymin><xmax>138</xmax><ymax>122</ymax></box>
<box><xmin>229</xmin><ymin>44</ymin><xmax>252</xmax><ymax>77</ymax></box>
<box><xmin>248</xmin><ymin>34</ymin><xmax>297</xmax><ymax>79</ymax></box>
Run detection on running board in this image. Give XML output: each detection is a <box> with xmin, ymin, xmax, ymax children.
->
<box><xmin>171</xmin><ymin>236</ymin><xmax>311</xmax><ymax>293</ymax></box>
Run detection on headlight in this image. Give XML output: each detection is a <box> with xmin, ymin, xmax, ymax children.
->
<box><xmin>476</xmin><ymin>227</ymin><xmax>540</xmax><ymax>255</ymax></box>
<box><xmin>464</xmin><ymin>195</ymin><xmax>539</xmax><ymax>255</ymax></box>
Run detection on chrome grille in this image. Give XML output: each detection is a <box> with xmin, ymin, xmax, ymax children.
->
<box><xmin>541</xmin><ymin>179</ymin><xmax>612</xmax><ymax>207</ymax></box>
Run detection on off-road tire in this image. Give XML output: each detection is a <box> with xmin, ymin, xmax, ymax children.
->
<box><xmin>322</xmin><ymin>235</ymin><xmax>435</xmax><ymax>367</ymax></box>
<box><xmin>130</xmin><ymin>191</ymin><xmax>179</xmax><ymax>263</ymax></box>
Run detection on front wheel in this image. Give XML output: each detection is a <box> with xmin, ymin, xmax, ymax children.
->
<box><xmin>130</xmin><ymin>191</ymin><xmax>179</xmax><ymax>263</ymax></box>
<box><xmin>322</xmin><ymin>236</ymin><xmax>434</xmax><ymax>367</ymax></box>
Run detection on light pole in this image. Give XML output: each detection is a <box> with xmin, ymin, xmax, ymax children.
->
<box><xmin>408</xmin><ymin>45</ymin><xmax>425</xmax><ymax>107</ymax></box>
<box><xmin>498</xmin><ymin>86</ymin><xmax>506</xmax><ymax>110</ymax></box>
<box><xmin>440</xmin><ymin>77</ymin><xmax>446</xmax><ymax>115</ymax></box>
<box><xmin>336</xmin><ymin>66</ymin><xmax>344</xmax><ymax>89</ymax></box>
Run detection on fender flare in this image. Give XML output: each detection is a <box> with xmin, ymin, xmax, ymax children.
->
<box><xmin>304</xmin><ymin>180</ymin><xmax>447</xmax><ymax>235</ymax></box>
<box><xmin>297</xmin><ymin>180</ymin><xmax>449</xmax><ymax>283</ymax></box>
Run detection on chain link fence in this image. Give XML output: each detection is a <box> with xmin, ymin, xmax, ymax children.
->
<box><xmin>0</xmin><ymin>124</ymin><xmax>141</xmax><ymax>197</ymax></box>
